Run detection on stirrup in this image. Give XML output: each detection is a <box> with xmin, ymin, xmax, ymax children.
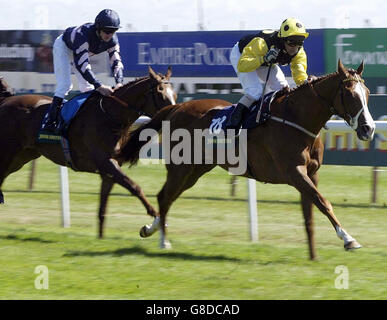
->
<box><xmin>225</xmin><ymin>115</ymin><xmax>242</xmax><ymax>134</ymax></box>
<box><xmin>226</xmin><ymin>121</ymin><xmax>242</xmax><ymax>131</ymax></box>
<box><xmin>226</xmin><ymin>108</ymin><xmax>244</xmax><ymax>130</ymax></box>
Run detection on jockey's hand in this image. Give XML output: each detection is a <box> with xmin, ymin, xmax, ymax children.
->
<box><xmin>264</xmin><ymin>47</ymin><xmax>279</xmax><ymax>64</ymax></box>
<box><xmin>278</xmin><ymin>86</ymin><xmax>291</xmax><ymax>95</ymax></box>
<box><xmin>114</xmin><ymin>83</ymin><xmax>123</xmax><ymax>91</ymax></box>
<box><xmin>307</xmin><ymin>75</ymin><xmax>318</xmax><ymax>82</ymax></box>
<box><xmin>97</xmin><ymin>84</ymin><xmax>114</xmax><ymax>96</ymax></box>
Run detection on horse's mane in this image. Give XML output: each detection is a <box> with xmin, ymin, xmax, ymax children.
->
<box><xmin>123</xmin><ymin>71</ymin><xmax>166</xmax><ymax>88</ymax></box>
<box><xmin>275</xmin><ymin>71</ymin><xmax>340</xmax><ymax>99</ymax></box>
<box><xmin>125</xmin><ymin>76</ymin><xmax>149</xmax><ymax>87</ymax></box>
<box><xmin>111</xmin><ymin>76</ymin><xmax>151</xmax><ymax>97</ymax></box>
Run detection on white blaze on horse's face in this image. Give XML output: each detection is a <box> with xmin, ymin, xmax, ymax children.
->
<box><xmin>165</xmin><ymin>85</ymin><xmax>176</xmax><ymax>105</ymax></box>
<box><xmin>351</xmin><ymin>75</ymin><xmax>375</xmax><ymax>141</ymax></box>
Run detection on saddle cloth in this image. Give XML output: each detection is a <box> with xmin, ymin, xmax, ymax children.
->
<box><xmin>38</xmin><ymin>91</ymin><xmax>94</xmax><ymax>143</ymax></box>
<box><xmin>209</xmin><ymin>91</ymin><xmax>277</xmax><ymax>134</ymax></box>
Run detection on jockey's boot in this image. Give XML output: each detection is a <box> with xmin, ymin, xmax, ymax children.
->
<box><xmin>44</xmin><ymin>96</ymin><xmax>63</xmax><ymax>133</ymax></box>
<box><xmin>226</xmin><ymin>102</ymin><xmax>248</xmax><ymax>131</ymax></box>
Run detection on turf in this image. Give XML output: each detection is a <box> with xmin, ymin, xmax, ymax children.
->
<box><xmin>0</xmin><ymin>158</ymin><xmax>386</xmax><ymax>299</ymax></box>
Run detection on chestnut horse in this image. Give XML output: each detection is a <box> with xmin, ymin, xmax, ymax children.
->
<box><xmin>0</xmin><ymin>67</ymin><xmax>176</xmax><ymax>238</ymax></box>
<box><xmin>117</xmin><ymin>60</ymin><xmax>375</xmax><ymax>260</ymax></box>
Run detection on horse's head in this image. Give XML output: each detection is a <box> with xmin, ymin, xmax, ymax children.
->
<box><xmin>334</xmin><ymin>59</ymin><xmax>375</xmax><ymax>141</ymax></box>
<box><xmin>0</xmin><ymin>77</ymin><xmax>14</xmax><ymax>97</ymax></box>
<box><xmin>146</xmin><ymin>65</ymin><xmax>177</xmax><ymax>112</ymax></box>
<box><xmin>112</xmin><ymin>66</ymin><xmax>176</xmax><ymax>118</ymax></box>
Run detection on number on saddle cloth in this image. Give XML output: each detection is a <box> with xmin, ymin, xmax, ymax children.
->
<box><xmin>208</xmin><ymin>91</ymin><xmax>277</xmax><ymax>134</ymax></box>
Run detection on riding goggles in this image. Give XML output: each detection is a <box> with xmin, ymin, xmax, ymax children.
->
<box><xmin>286</xmin><ymin>39</ymin><xmax>304</xmax><ymax>47</ymax></box>
<box><xmin>101</xmin><ymin>28</ymin><xmax>118</xmax><ymax>34</ymax></box>
<box><xmin>285</xmin><ymin>35</ymin><xmax>305</xmax><ymax>47</ymax></box>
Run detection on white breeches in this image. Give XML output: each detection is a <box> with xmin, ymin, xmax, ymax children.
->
<box><xmin>229</xmin><ymin>42</ymin><xmax>289</xmax><ymax>106</ymax></box>
<box><xmin>52</xmin><ymin>34</ymin><xmax>94</xmax><ymax>98</ymax></box>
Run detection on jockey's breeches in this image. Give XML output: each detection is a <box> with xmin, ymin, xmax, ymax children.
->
<box><xmin>52</xmin><ymin>34</ymin><xmax>94</xmax><ymax>98</ymax></box>
<box><xmin>230</xmin><ymin>42</ymin><xmax>289</xmax><ymax>107</ymax></box>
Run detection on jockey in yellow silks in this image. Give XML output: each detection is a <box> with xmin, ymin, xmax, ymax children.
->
<box><xmin>227</xmin><ymin>18</ymin><xmax>310</xmax><ymax>130</ymax></box>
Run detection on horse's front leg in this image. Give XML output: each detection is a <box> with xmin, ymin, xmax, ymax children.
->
<box><xmin>139</xmin><ymin>216</ymin><xmax>161</xmax><ymax>238</ymax></box>
<box><xmin>300</xmin><ymin>173</ymin><xmax>317</xmax><ymax>260</ymax></box>
<box><xmin>290</xmin><ymin>165</ymin><xmax>361</xmax><ymax>253</ymax></box>
<box><xmin>97</xmin><ymin>158</ymin><xmax>158</xmax><ymax>218</ymax></box>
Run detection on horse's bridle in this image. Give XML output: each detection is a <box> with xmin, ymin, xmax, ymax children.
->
<box><xmin>311</xmin><ymin>74</ymin><xmax>366</xmax><ymax>130</ymax></box>
<box><xmin>269</xmin><ymin>74</ymin><xmax>367</xmax><ymax>139</ymax></box>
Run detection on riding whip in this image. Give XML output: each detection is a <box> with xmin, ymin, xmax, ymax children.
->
<box><xmin>256</xmin><ymin>63</ymin><xmax>272</xmax><ymax>123</ymax></box>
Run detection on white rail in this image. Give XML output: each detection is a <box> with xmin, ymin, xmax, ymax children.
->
<box><xmin>323</xmin><ymin>120</ymin><xmax>387</xmax><ymax>131</ymax></box>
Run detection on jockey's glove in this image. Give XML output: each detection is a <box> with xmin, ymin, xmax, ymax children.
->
<box><xmin>97</xmin><ymin>84</ymin><xmax>114</xmax><ymax>96</ymax></box>
<box><xmin>264</xmin><ymin>47</ymin><xmax>279</xmax><ymax>64</ymax></box>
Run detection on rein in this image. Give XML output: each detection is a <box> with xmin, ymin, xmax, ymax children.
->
<box><xmin>99</xmin><ymin>82</ymin><xmax>161</xmax><ymax>118</ymax></box>
<box><xmin>270</xmin><ymin>115</ymin><xmax>318</xmax><ymax>138</ymax></box>
<box><xmin>268</xmin><ymin>89</ymin><xmax>319</xmax><ymax>139</ymax></box>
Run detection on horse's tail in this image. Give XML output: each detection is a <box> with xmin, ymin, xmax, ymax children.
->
<box><xmin>116</xmin><ymin>104</ymin><xmax>179</xmax><ymax>166</ymax></box>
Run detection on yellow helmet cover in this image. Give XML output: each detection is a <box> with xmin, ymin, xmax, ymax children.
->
<box><xmin>279</xmin><ymin>18</ymin><xmax>309</xmax><ymax>39</ymax></box>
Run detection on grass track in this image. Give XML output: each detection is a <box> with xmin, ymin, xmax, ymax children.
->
<box><xmin>0</xmin><ymin>158</ymin><xmax>386</xmax><ymax>299</ymax></box>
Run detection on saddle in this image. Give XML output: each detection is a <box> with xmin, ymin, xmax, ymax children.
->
<box><xmin>209</xmin><ymin>91</ymin><xmax>277</xmax><ymax>135</ymax></box>
<box><xmin>38</xmin><ymin>91</ymin><xmax>94</xmax><ymax>143</ymax></box>
<box><xmin>37</xmin><ymin>91</ymin><xmax>94</xmax><ymax>170</ymax></box>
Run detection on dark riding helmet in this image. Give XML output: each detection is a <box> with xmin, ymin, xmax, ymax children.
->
<box><xmin>95</xmin><ymin>9</ymin><xmax>121</xmax><ymax>30</ymax></box>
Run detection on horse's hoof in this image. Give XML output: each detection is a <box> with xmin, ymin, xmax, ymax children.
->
<box><xmin>139</xmin><ymin>225</ymin><xmax>150</xmax><ymax>238</ymax></box>
<box><xmin>160</xmin><ymin>240</ymin><xmax>172</xmax><ymax>249</ymax></box>
<box><xmin>345</xmin><ymin>241</ymin><xmax>362</xmax><ymax>251</ymax></box>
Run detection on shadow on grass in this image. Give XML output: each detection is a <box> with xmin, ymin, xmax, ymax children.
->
<box><xmin>63</xmin><ymin>245</ymin><xmax>242</xmax><ymax>262</ymax></box>
<box><xmin>0</xmin><ymin>234</ymin><xmax>55</xmax><ymax>243</ymax></box>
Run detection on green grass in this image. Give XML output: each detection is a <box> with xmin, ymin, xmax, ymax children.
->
<box><xmin>0</xmin><ymin>158</ymin><xmax>386</xmax><ymax>299</ymax></box>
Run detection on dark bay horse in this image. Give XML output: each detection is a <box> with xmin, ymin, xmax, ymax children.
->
<box><xmin>0</xmin><ymin>67</ymin><xmax>176</xmax><ymax>238</ymax></box>
<box><xmin>117</xmin><ymin>60</ymin><xmax>375</xmax><ymax>260</ymax></box>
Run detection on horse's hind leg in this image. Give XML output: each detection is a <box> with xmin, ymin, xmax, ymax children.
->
<box><xmin>291</xmin><ymin>165</ymin><xmax>361</xmax><ymax>254</ymax></box>
<box><xmin>97</xmin><ymin>176</ymin><xmax>114</xmax><ymax>239</ymax></box>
